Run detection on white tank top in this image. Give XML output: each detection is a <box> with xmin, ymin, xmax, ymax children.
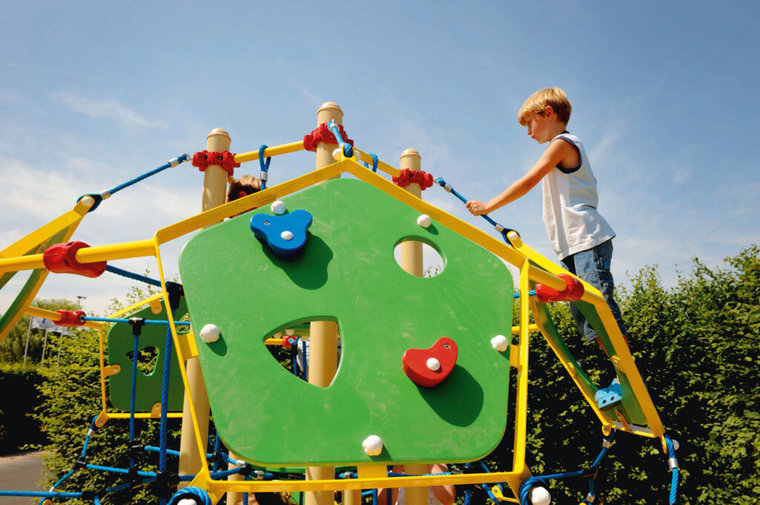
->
<box><xmin>541</xmin><ymin>132</ymin><xmax>615</xmax><ymax>259</ymax></box>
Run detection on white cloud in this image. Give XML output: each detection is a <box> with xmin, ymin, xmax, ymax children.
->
<box><xmin>52</xmin><ymin>92</ymin><xmax>169</xmax><ymax>130</ymax></box>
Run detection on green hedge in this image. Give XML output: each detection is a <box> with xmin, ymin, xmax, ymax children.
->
<box><xmin>0</xmin><ymin>364</ymin><xmax>47</xmax><ymax>454</ymax></box>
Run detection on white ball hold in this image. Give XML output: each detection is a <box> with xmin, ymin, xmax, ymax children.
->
<box><xmin>426</xmin><ymin>357</ymin><xmax>441</xmax><ymax>371</ymax></box>
<box><xmin>285</xmin><ymin>328</ymin><xmax>295</xmax><ymax>336</ymax></box>
<box><xmin>271</xmin><ymin>200</ymin><xmax>287</xmax><ymax>215</ymax></box>
<box><xmin>177</xmin><ymin>500</ymin><xmax>199</xmax><ymax>505</ymax></box>
<box><xmin>79</xmin><ymin>195</ymin><xmax>95</xmax><ymax>208</ymax></box>
<box><xmin>200</xmin><ymin>324</ymin><xmax>220</xmax><ymax>343</ymax></box>
<box><xmin>332</xmin><ymin>147</ymin><xmax>342</xmax><ymax>161</ymax></box>
<box><xmin>491</xmin><ymin>334</ymin><xmax>509</xmax><ymax>352</ymax></box>
<box><xmin>672</xmin><ymin>439</ymin><xmax>680</xmax><ymax>451</ymax></box>
<box><xmin>281</xmin><ymin>230</ymin><xmax>294</xmax><ymax>241</ymax></box>
<box><xmin>417</xmin><ymin>214</ymin><xmax>432</xmax><ymax>228</ymax></box>
<box><xmin>362</xmin><ymin>434</ymin><xmax>383</xmax><ymax>456</ymax></box>
<box><xmin>529</xmin><ymin>486</ymin><xmax>551</xmax><ymax>505</ymax></box>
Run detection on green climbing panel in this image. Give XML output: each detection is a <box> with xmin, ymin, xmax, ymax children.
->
<box><xmin>179</xmin><ymin>178</ymin><xmax>514</xmax><ymax>466</ymax></box>
<box><xmin>107</xmin><ymin>296</ymin><xmax>188</xmax><ymax>412</ymax></box>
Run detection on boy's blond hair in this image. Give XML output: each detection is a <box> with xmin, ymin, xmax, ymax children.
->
<box><xmin>517</xmin><ymin>87</ymin><xmax>572</xmax><ymax>126</ymax></box>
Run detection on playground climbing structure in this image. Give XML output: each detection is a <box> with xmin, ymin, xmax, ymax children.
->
<box><xmin>0</xmin><ymin>103</ymin><xmax>679</xmax><ymax>505</ymax></box>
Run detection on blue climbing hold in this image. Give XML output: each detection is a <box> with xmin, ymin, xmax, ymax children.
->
<box><xmin>250</xmin><ymin>209</ymin><xmax>313</xmax><ymax>260</ymax></box>
<box><xmin>595</xmin><ymin>378</ymin><xmax>622</xmax><ymax>408</ymax></box>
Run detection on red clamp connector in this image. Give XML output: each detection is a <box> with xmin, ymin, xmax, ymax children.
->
<box><xmin>192</xmin><ymin>150</ymin><xmax>240</xmax><ymax>177</ymax></box>
<box><xmin>43</xmin><ymin>241</ymin><xmax>107</xmax><ymax>278</ymax></box>
<box><xmin>535</xmin><ymin>274</ymin><xmax>585</xmax><ymax>303</ymax></box>
<box><xmin>303</xmin><ymin>123</ymin><xmax>354</xmax><ymax>152</ymax></box>
<box><xmin>392</xmin><ymin>169</ymin><xmax>434</xmax><ymax>191</ymax></box>
<box><xmin>282</xmin><ymin>335</ymin><xmax>297</xmax><ymax>349</ymax></box>
<box><xmin>55</xmin><ymin>310</ymin><xmax>86</xmax><ymax>327</ymax></box>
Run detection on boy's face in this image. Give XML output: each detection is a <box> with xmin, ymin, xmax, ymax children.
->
<box><xmin>524</xmin><ymin>107</ymin><xmax>554</xmax><ymax>144</ymax></box>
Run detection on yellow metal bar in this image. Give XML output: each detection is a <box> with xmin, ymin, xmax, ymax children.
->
<box><xmin>353</xmin><ymin>148</ymin><xmax>401</xmax><ymax>178</ymax></box>
<box><xmin>191</xmin><ymin>470</ymin><xmax>527</xmax><ymax>496</ymax></box>
<box><xmin>511</xmin><ymin>324</ymin><xmax>539</xmax><ymax>334</ymax></box>
<box><xmin>510</xmin><ymin>260</ymin><xmax>532</xmax><ymax>480</ymax></box>
<box><xmin>0</xmin><ymin>239</ymin><xmax>156</xmax><ymax>273</ymax></box>
<box><xmin>153</xmin><ymin>162</ymin><xmax>344</xmax><ymax>246</ymax></box>
<box><xmin>108</xmin><ymin>292</ymin><xmax>165</xmax><ymax>319</ymax></box>
<box><xmin>154</xmin><ymin>243</ymin><xmax>211</xmax><ymax>477</ymax></box>
<box><xmin>0</xmin><ymin>198</ymin><xmax>92</xmax><ymax>260</ymax></box>
<box><xmin>234</xmin><ymin>140</ymin><xmax>306</xmax><ymax>164</ymax></box>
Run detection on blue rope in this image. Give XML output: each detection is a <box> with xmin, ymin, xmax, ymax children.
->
<box><xmin>434</xmin><ymin>177</ymin><xmax>519</xmax><ymax>246</ymax></box>
<box><xmin>159</xmin><ymin>324</ymin><xmax>173</xmax><ymax>481</ymax></box>
<box><xmin>664</xmin><ymin>434</ymin><xmax>680</xmax><ymax>504</ymax></box>
<box><xmin>128</xmin><ymin>320</ymin><xmax>143</xmax><ymax>476</ymax></box>
<box><xmin>169</xmin><ymin>486</ymin><xmax>212</xmax><ymax>505</ymax></box>
<box><xmin>513</xmin><ymin>290</ymin><xmax>537</xmax><ymax>299</ymax></box>
<box><xmin>259</xmin><ymin>145</ymin><xmax>271</xmax><ymax>190</ymax></box>
<box><xmin>78</xmin><ymin>154</ymin><xmax>190</xmax><ymax>212</ymax></box>
<box><xmin>327</xmin><ymin>120</ymin><xmax>353</xmax><ymax>157</ymax></box>
<box><xmin>106</xmin><ymin>265</ymin><xmax>163</xmax><ymax>287</ymax></box>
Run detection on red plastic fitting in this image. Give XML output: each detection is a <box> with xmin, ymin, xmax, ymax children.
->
<box><xmin>55</xmin><ymin>310</ymin><xmax>86</xmax><ymax>327</ymax></box>
<box><xmin>392</xmin><ymin>168</ymin><xmax>434</xmax><ymax>191</ymax></box>
<box><xmin>43</xmin><ymin>241</ymin><xmax>107</xmax><ymax>278</ymax></box>
<box><xmin>281</xmin><ymin>335</ymin><xmax>297</xmax><ymax>349</ymax></box>
<box><xmin>535</xmin><ymin>274</ymin><xmax>585</xmax><ymax>303</ymax></box>
<box><xmin>192</xmin><ymin>150</ymin><xmax>240</xmax><ymax>177</ymax></box>
<box><xmin>303</xmin><ymin>123</ymin><xmax>354</xmax><ymax>152</ymax></box>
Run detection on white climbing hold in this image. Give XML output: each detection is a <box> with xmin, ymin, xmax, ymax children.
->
<box><xmin>271</xmin><ymin>200</ymin><xmax>287</xmax><ymax>215</ymax></box>
<box><xmin>529</xmin><ymin>485</ymin><xmax>551</xmax><ymax>505</ymax></box>
<box><xmin>285</xmin><ymin>328</ymin><xmax>295</xmax><ymax>336</ymax></box>
<box><xmin>672</xmin><ymin>439</ymin><xmax>680</xmax><ymax>451</ymax></box>
<box><xmin>177</xmin><ymin>500</ymin><xmax>199</xmax><ymax>505</ymax></box>
<box><xmin>426</xmin><ymin>357</ymin><xmax>441</xmax><ymax>371</ymax></box>
<box><xmin>200</xmin><ymin>324</ymin><xmax>220</xmax><ymax>343</ymax></box>
<box><xmin>281</xmin><ymin>230</ymin><xmax>294</xmax><ymax>241</ymax></box>
<box><xmin>491</xmin><ymin>334</ymin><xmax>509</xmax><ymax>352</ymax></box>
<box><xmin>417</xmin><ymin>214</ymin><xmax>432</xmax><ymax>228</ymax></box>
<box><xmin>362</xmin><ymin>435</ymin><xmax>383</xmax><ymax>456</ymax></box>
<box><xmin>332</xmin><ymin>147</ymin><xmax>342</xmax><ymax>161</ymax></box>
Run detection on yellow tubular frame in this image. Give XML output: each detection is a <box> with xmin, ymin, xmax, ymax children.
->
<box><xmin>0</xmin><ymin>145</ymin><xmax>668</xmax><ymax>499</ymax></box>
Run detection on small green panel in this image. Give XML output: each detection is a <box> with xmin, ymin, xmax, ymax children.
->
<box><xmin>572</xmin><ymin>300</ymin><xmax>647</xmax><ymax>425</ymax></box>
<box><xmin>179</xmin><ymin>178</ymin><xmax>513</xmax><ymax>466</ymax></box>
<box><xmin>107</xmin><ymin>297</ymin><xmax>188</xmax><ymax>412</ymax></box>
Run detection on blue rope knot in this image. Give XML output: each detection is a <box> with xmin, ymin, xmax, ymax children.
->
<box><xmin>258</xmin><ymin>145</ymin><xmax>271</xmax><ymax>190</ymax></box>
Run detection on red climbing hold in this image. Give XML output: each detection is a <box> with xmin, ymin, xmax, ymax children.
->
<box><xmin>402</xmin><ymin>337</ymin><xmax>458</xmax><ymax>388</ymax></box>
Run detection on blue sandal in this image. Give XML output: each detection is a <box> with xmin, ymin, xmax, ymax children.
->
<box><xmin>595</xmin><ymin>378</ymin><xmax>622</xmax><ymax>408</ymax></box>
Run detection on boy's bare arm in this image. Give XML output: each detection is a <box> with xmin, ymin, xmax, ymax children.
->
<box><xmin>466</xmin><ymin>139</ymin><xmax>574</xmax><ymax>215</ymax></box>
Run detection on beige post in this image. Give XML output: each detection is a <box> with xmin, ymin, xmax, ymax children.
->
<box><xmin>178</xmin><ymin>129</ymin><xmax>229</xmax><ymax>489</ymax></box>
<box><xmin>306</xmin><ymin>102</ymin><xmax>344</xmax><ymax>505</ymax></box>
<box><xmin>398</xmin><ymin>148</ymin><xmax>428</xmax><ymax>505</ymax></box>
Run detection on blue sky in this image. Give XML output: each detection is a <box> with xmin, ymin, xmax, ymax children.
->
<box><xmin>1</xmin><ymin>0</ymin><xmax>759</xmax><ymax>315</ymax></box>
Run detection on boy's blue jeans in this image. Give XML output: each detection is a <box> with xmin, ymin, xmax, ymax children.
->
<box><xmin>560</xmin><ymin>239</ymin><xmax>627</xmax><ymax>343</ymax></box>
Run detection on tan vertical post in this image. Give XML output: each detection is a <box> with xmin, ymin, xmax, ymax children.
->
<box><xmin>178</xmin><ymin>129</ymin><xmax>229</xmax><ymax>488</ymax></box>
<box><xmin>306</xmin><ymin>102</ymin><xmax>343</xmax><ymax>505</ymax></box>
<box><xmin>399</xmin><ymin>148</ymin><xmax>427</xmax><ymax>505</ymax></box>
